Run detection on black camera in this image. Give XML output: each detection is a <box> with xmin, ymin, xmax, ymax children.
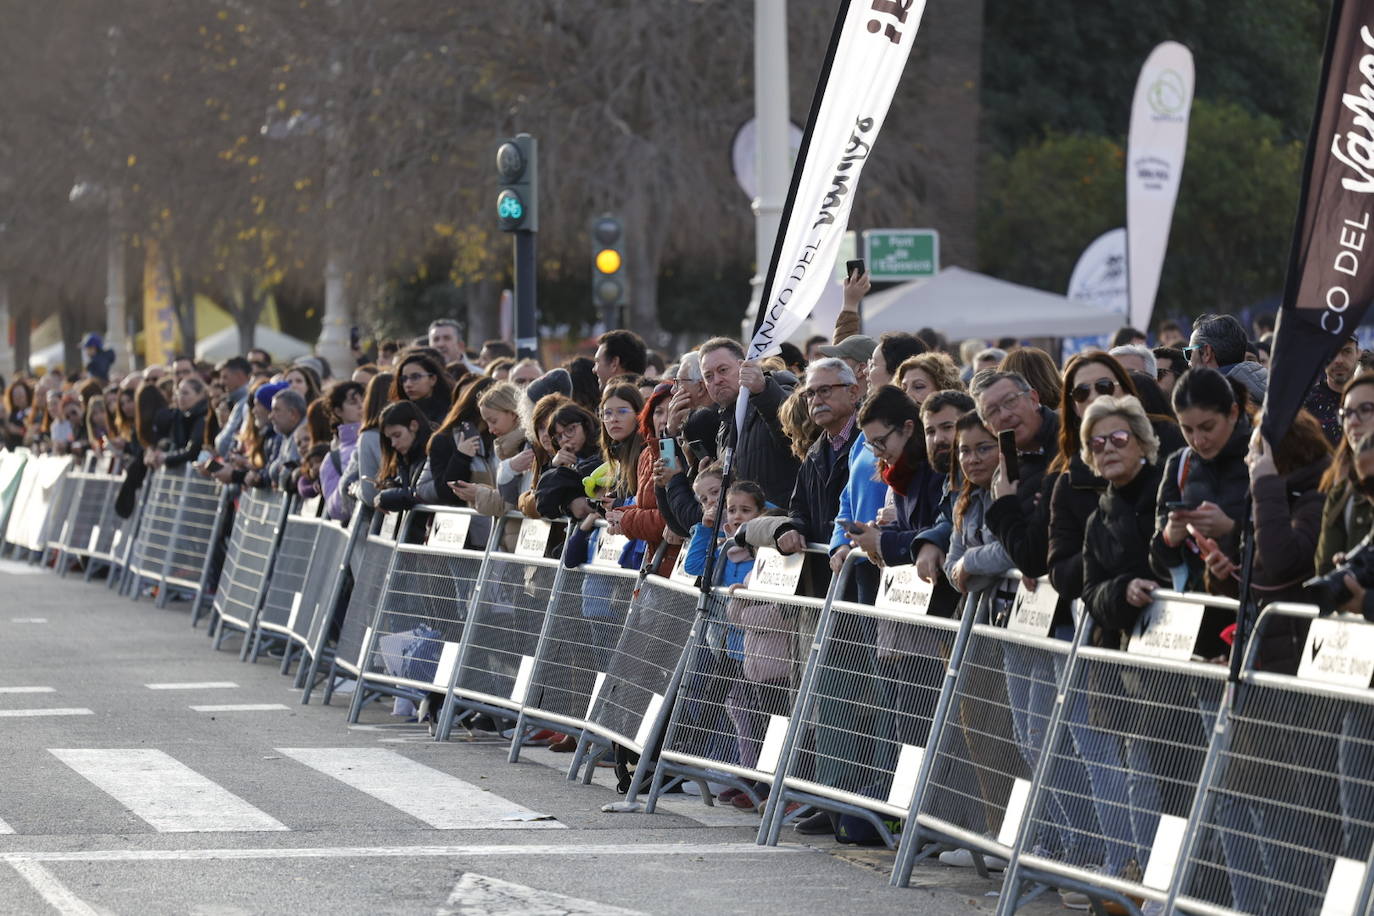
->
<box><xmin>1303</xmin><ymin>539</ymin><xmax>1374</xmax><ymax>613</ymax></box>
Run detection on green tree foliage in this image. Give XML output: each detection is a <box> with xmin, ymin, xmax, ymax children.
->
<box><xmin>981</xmin><ymin>0</ymin><xmax>1327</xmax><ymax>154</ymax></box>
<box><xmin>979</xmin><ymin>100</ymin><xmax>1302</xmax><ymax>320</ymax></box>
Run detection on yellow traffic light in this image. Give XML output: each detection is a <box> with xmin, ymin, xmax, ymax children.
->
<box><xmin>595</xmin><ymin>248</ymin><xmax>622</xmax><ymax>275</ymax></box>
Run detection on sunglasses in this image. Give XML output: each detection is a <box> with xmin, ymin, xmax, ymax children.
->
<box><xmin>1087</xmin><ymin>429</ymin><xmax>1133</xmax><ymax>454</ymax></box>
<box><xmin>1071</xmin><ymin>378</ymin><xmax>1117</xmax><ymax>404</ymax></box>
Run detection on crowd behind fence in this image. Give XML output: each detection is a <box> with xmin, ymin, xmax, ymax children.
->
<box><xmin>7</xmin><ymin>453</ymin><xmax>1374</xmax><ymax>916</ymax></box>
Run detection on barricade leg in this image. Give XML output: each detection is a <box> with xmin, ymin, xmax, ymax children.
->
<box><xmin>190</xmin><ymin>486</ymin><xmax>232</xmax><ymax>628</ymax></box>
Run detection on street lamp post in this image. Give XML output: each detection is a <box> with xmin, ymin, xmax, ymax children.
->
<box><xmin>747</xmin><ymin>0</ymin><xmax>791</xmax><ymax>335</ymax></box>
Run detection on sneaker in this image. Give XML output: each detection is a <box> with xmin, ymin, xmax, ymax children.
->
<box><xmin>526</xmin><ymin>728</ymin><xmax>558</xmax><ymax>743</ymax></box>
<box><xmin>548</xmin><ymin>734</ymin><xmax>577</xmax><ymax>752</ymax></box>
<box><xmin>937</xmin><ymin>848</ymin><xmax>1007</xmax><ymax>870</ymax></box>
<box><xmin>717</xmin><ymin>788</ymin><xmax>745</xmax><ymax>803</ymax></box>
<box><xmin>732</xmin><ymin>789</ymin><xmax>765</xmax><ymax>810</ymax></box>
<box><xmin>794</xmin><ymin>810</ymin><xmax>836</xmax><ymax>836</ymax></box>
<box><xmin>1059</xmin><ymin>889</ymin><xmax>1091</xmax><ymax>910</ymax></box>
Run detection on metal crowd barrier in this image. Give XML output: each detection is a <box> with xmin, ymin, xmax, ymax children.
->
<box><xmin>1169</xmin><ymin>602</ymin><xmax>1374</xmax><ymax>916</ymax></box>
<box><xmin>210</xmin><ymin>487</ymin><xmax>290</xmax><ymax>658</ymax></box>
<box><xmin>248</xmin><ymin>503</ymin><xmax>349</xmax><ymax>677</ymax></box>
<box><xmin>345</xmin><ymin>505</ymin><xmax>492</xmax><ymax>724</ymax></box>
<box><xmin>125</xmin><ymin>466</ymin><xmax>229</xmax><ymax>614</ymax></box>
<box><xmin>644</xmin><ymin>543</ymin><xmax>834</xmax><ymax>814</ymax></box>
<box><xmin>755</xmin><ymin>552</ymin><xmax>975</xmax><ymax>848</ymax></box>
<box><xmin>54</xmin><ymin>456</ymin><xmax>125</xmax><ymax>578</ymax></box>
<box><xmin>28</xmin><ymin>461</ymin><xmax>1374</xmax><ymax>916</ymax></box>
<box><xmin>996</xmin><ymin>589</ymin><xmax>1237</xmax><ymax>914</ymax></box>
<box><xmin>4</xmin><ymin>454</ymin><xmax>72</xmax><ymax>558</ymax></box>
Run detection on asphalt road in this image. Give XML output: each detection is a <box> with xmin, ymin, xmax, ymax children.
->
<box><xmin>0</xmin><ymin>558</ymin><xmax>1059</xmax><ymax>916</ymax></box>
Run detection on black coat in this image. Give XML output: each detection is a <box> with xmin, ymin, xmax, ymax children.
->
<box><xmin>375</xmin><ymin>440</ymin><xmax>430</xmax><ymax>511</ymax></box>
<box><xmin>534</xmin><ymin>447</ymin><xmax>603</xmax><ymax>520</ymax></box>
<box><xmin>1047</xmin><ymin>419</ymin><xmax>1185</xmax><ymax>601</ymax></box>
<box><xmin>161</xmin><ymin>400</ymin><xmax>209</xmax><ymax>468</ymax></box>
<box><xmin>1082</xmin><ymin>461</ymin><xmax>1168</xmax><ymax>649</ymax></box>
<box><xmin>715</xmin><ymin>372</ymin><xmax>800</xmax><ymax>510</ymax></box>
<box><xmin>412</xmin><ymin>391</ymin><xmax>452</xmax><ymax>428</ymax></box>
<box><xmin>785</xmin><ymin>430</ymin><xmax>852</xmax><ymax>545</ymax></box>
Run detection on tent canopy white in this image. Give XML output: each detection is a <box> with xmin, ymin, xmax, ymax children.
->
<box><xmin>857</xmin><ymin>266</ymin><xmax>1124</xmax><ymax>341</ymax></box>
<box><xmin>195</xmin><ymin>325</ymin><xmax>312</xmax><ymax>363</ymax></box>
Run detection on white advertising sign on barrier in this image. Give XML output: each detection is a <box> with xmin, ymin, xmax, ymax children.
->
<box><xmin>876</xmin><ymin>565</ymin><xmax>932</xmax><ymax>613</ymax></box>
<box><xmin>1006</xmin><ymin>579</ymin><xmax>1058</xmax><ymax>637</ymax></box>
<box><xmin>515</xmin><ymin>519</ymin><xmax>552</xmax><ymax>558</ymax></box>
<box><xmin>592</xmin><ymin>532</ymin><xmax>630</xmax><ymax>569</ymax></box>
<box><xmin>1126</xmin><ymin>599</ymin><xmax>1203</xmax><ymax>660</ymax></box>
<box><xmin>428</xmin><ymin>513</ymin><xmax>471</xmax><ymax>551</ymax></box>
<box><xmin>750</xmin><ymin>547</ymin><xmax>804</xmax><ymax>596</ymax></box>
<box><xmin>1298</xmin><ymin>617</ymin><xmax>1374</xmax><ymax>688</ymax></box>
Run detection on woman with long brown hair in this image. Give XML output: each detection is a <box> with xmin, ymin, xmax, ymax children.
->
<box><xmin>391</xmin><ymin>350</ymin><xmax>452</xmax><ymax>426</ymax></box>
<box><xmin>1316</xmin><ymin>373</ymin><xmax>1374</xmax><ymax>573</ymax></box>
<box><xmin>338</xmin><ymin>371</ymin><xmax>393</xmax><ymax>516</ymax></box>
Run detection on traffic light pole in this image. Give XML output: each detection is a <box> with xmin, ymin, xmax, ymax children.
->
<box><xmin>514</xmin><ymin>229</ymin><xmax>538</xmax><ymax>361</ymax></box>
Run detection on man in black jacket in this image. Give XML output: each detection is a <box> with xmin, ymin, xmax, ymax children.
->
<box><xmin>699</xmin><ymin>337</ymin><xmax>799</xmax><ymax>509</ymax></box>
<box><xmin>775</xmin><ymin>358</ymin><xmax>859</xmax><ymax>553</ymax></box>
<box><xmin>973</xmin><ymin>370</ymin><xmax>1061</xmax><ymax>581</ymax></box>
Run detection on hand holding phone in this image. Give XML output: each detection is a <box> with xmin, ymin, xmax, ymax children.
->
<box><xmin>839</xmin><ymin>519</ymin><xmax>865</xmax><ymax>536</ymax></box>
<box><xmin>998</xmin><ymin>429</ymin><xmax>1019</xmax><ymax>484</ymax></box>
<box><xmin>846</xmin><ymin>258</ymin><xmax>865</xmax><ymax>280</ymax></box>
<box><xmin>660</xmin><ymin>437</ymin><xmax>677</xmax><ymax>471</ymax></box>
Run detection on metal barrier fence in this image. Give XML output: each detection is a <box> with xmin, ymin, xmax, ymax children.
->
<box><xmin>347</xmin><ymin>506</ymin><xmax>490</xmax><ymax>724</ymax></box>
<box><xmin>645</xmin><ymin>545</ymin><xmax>834</xmax><ymax>814</ymax></box>
<box><xmin>4</xmin><ymin>454</ymin><xmax>72</xmax><ymax>557</ymax></box>
<box><xmin>210</xmin><ymin>487</ymin><xmax>289</xmax><ymax>658</ymax></box>
<box><xmin>54</xmin><ymin>458</ymin><xmax>124</xmax><ymax>578</ymax></box>
<box><xmin>1169</xmin><ymin>602</ymin><xmax>1374</xmax><ymax>916</ymax></box>
<box><xmin>125</xmin><ymin>467</ymin><xmax>229</xmax><ymax>615</ymax></box>
<box><xmin>27</xmin><ymin>462</ymin><xmax>1374</xmax><ymax>915</ymax></box>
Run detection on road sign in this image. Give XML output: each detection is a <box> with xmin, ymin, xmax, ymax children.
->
<box><xmin>861</xmin><ymin>229</ymin><xmax>939</xmax><ymax>282</ymax></box>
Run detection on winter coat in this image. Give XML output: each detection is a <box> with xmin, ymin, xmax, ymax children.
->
<box><xmin>657</xmin><ymin>472</ymin><xmax>701</xmax><ymax>539</ymax></box>
<box><xmin>1219</xmin><ymin>361</ymin><xmax>1268</xmax><ymax>404</ymax></box>
<box><xmin>717</xmin><ymin>372</ymin><xmax>800</xmax><ymax>510</ymax></box>
<box><xmin>1082</xmin><ymin>461</ymin><xmax>1167</xmax><ymax>649</ymax></box>
<box><xmin>375</xmin><ymin>439</ymin><xmax>430</xmax><ymax>512</ymax></box>
<box><xmin>1150</xmin><ymin>413</ymin><xmax>1254</xmax><ymax>591</ymax></box>
<box><xmin>618</xmin><ymin>443</ymin><xmax>679</xmax><ymax>576</ymax></box>
<box><xmin>984</xmin><ymin>406</ymin><xmax>1062</xmax><ymax>579</ymax></box>
<box><xmin>946</xmin><ymin>486</ymin><xmax>1015</xmax><ymax>597</ymax></box>
<box><xmin>412</xmin><ymin>390</ymin><xmax>452</xmax><ymax>428</ymax></box>
<box><xmin>534</xmin><ymin>446</ymin><xmax>603</xmax><ymax>520</ymax></box>
<box><xmin>161</xmin><ymin>399</ymin><xmax>209</xmax><ymax>468</ymax></box>
<box><xmin>1316</xmin><ymin>479</ymin><xmax>1374</xmax><ymax>575</ymax></box>
<box><xmin>338</xmin><ymin>427</ymin><xmax>381</xmax><ymax>513</ymax></box>
<box><xmin>787</xmin><ymin>425</ymin><xmax>854</xmax><ymax>545</ymax></box>
<box><xmin>419</xmin><ymin>429</ymin><xmax>506</xmax><ymax>517</ymax></box>
<box><xmin>322</xmin><ymin>422</ymin><xmax>359</xmax><ymax>521</ymax></box>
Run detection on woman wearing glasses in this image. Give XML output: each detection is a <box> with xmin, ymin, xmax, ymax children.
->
<box><xmin>390</xmin><ymin>350</ymin><xmax>453</xmax><ymax>426</ymax></box>
<box><xmin>1316</xmin><ymin>374</ymin><xmax>1374</xmax><ymax>574</ymax></box>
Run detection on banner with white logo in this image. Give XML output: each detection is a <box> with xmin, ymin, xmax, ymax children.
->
<box><xmin>1125</xmin><ymin>42</ymin><xmax>1194</xmax><ymax>333</ymax></box>
<box><xmin>1265</xmin><ymin>1</ymin><xmax>1374</xmax><ymax>443</ymax></box>
<box><xmin>744</xmin><ymin>0</ymin><xmax>928</xmax><ymax>362</ymax></box>
<box><xmin>1061</xmin><ymin>227</ymin><xmax>1127</xmax><ymax>362</ymax></box>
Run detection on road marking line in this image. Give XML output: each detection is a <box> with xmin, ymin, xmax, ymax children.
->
<box><xmin>10</xmin><ymin>617</ymin><xmax>47</xmax><ymax>623</ymax></box>
<box><xmin>145</xmin><ymin>682</ymin><xmax>239</xmax><ymax>690</ymax></box>
<box><xmin>49</xmin><ymin>749</ymin><xmax>287</xmax><ymax>833</ymax></box>
<box><xmin>0</xmin><ymin>686</ymin><xmax>55</xmax><ymax>694</ymax></box>
<box><xmin>7</xmin><ymin>860</ymin><xmax>99</xmax><ymax>916</ymax></box>
<box><xmin>0</xmin><ymin>709</ymin><xmax>92</xmax><ymax>718</ymax></box>
<box><xmin>438</xmin><ymin>873</ymin><xmax>645</xmax><ymax>916</ymax></box>
<box><xmin>276</xmin><ymin>747</ymin><xmax>566</xmax><ymax>830</ymax></box>
<box><xmin>0</xmin><ymin>816</ymin><xmax>13</xmax><ymax>834</ymax></box>
<box><xmin>189</xmin><ymin>704</ymin><xmax>288</xmax><ymax>712</ymax></box>
<box><xmin>0</xmin><ymin>843</ymin><xmax>806</xmax><ymax>864</ymax></box>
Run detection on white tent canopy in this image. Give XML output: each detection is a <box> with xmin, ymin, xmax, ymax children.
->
<box><xmin>195</xmin><ymin>325</ymin><xmax>312</xmax><ymax>363</ymax></box>
<box><xmin>857</xmin><ymin>266</ymin><xmax>1124</xmax><ymax>341</ymax></box>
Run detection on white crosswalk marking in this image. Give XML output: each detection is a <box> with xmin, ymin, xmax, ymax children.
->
<box><xmin>276</xmin><ymin>748</ymin><xmax>565</xmax><ymax>830</ymax></box>
<box><xmin>145</xmin><ymin>682</ymin><xmax>238</xmax><ymax>690</ymax></box>
<box><xmin>189</xmin><ymin>704</ymin><xmax>287</xmax><ymax>712</ymax></box>
<box><xmin>0</xmin><ymin>708</ymin><xmax>91</xmax><ymax>718</ymax></box>
<box><xmin>0</xmin><ymin>686</ymin><xmax>55</xmax><ymax>694</ymax></box>
<box><xmin>49</xmin><ymin>749</ymin><xmax>288</xmax><ymax>833</ymax></box>
<box><xmin>0</xmin><ymin>816</ymin><xmax>13</xmax><ymax>834</ymax></box>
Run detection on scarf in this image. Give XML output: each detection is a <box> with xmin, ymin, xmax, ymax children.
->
<box><xmin>881</xmin><ymin>449</ymin><xmax>919</xmax><ymax>496</ymax></box>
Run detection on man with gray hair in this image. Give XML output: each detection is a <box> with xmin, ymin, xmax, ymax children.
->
<box><xmin>774</xmin><ymin>357</ymin><xmax>861</xmax><ymax>555</ymax></box>
<box><xmin>1187</xmin><ymin>313</ymin><xmax>1268</xmax><ymax>401</ymax></box>
<box><xmin>1108</xmin><ymin>343</ymin><xmax>1157</xmax><ymax>378</ymax></box>
<box><xmin>267</xmin><ymin>388</ymin><xmax>307</xmax><ymax>490</ymax></box>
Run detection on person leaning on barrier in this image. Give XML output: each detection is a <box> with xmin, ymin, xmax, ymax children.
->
<box><xmin>615</xmin><ymin>384</ymin><xmax>678</xmax><ymax>575</ymax></box>
<box><xmin>337</xmin><ymin>371</ymin><xmax>391</xmax><ymax>518</ymax></box>
<box><xmin>266</xmin><ymin>388</ymin><xmax>307</xmax><ymax>491</ymax></box>
<box><xmin>420</xmin><ymin>377</ymin><xmax>502</xmax><ymax>513</ymax></box>
<box><xmin>1047</xmin><ymin>354</ymin><xmax>1183</xmax><ymax>612</ymax></box>
<box><xmin>154</xmin><ymin>375</ymin><xmax>210</xmax><ymax>470</ymax></box>
<box><xmin>1196</xmin><ymin>409</ymin><xmax>1330</xmax><ymax>673</ymax></box>
<box><xmin>1079</xmin><ymin>396</ymin><xmax>1167</xmax><ymax>645</ymax></box>
<box><xmin>773</xmin><ymin>358</ymin><xmax>860</xmax><ymax>594</ymax></box>
<box><xmin>945</xmin><ymin>412</ymin><xmax>1016</xmax><ymax>599</ymax></box>
<box><xmin>972</xmin><ymin>370</ymin><xmax>1060</xmax><ymax>581</ymax></box>
<box><xmin>1316</xmin><ymin>374</ymin><xmax>1374</xmax><ymax>574</ymax></box>
<box><xmin>373</xmin><ymin>401</ymin><xmax>433</xmax><ymax>512</ymax></box>
<box><xmin>534</xmin><ymin>402</ymin><xmax>603</xmax><ymax>520</ymax></box>
<box><xmin>700</xmin><ymin>337</ymin><xmax>800</xmax><ymax>510</ymax></box>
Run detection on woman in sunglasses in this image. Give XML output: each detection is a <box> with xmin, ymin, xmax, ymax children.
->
<box><xmin>1048</xmin><ymin>354</ymin><xmax>1182</xmax><ymax>615</ymax></box>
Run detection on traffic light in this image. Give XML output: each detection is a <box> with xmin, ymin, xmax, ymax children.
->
<box><xmin>495</xmin><ymin>134</ymin><xmax>538</xmax><ymax>232</ymax></box>
<box><xmin>592</xmin><ymin>214</ymin><xmax>626</xmax><ymax>323</ymax></box>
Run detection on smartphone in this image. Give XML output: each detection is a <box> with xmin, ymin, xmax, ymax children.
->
<box><xmin>660</xmin><ymin>437</ymin><xmax>677</xmax><ymax>470</ymax></box>
<box><xmin>998</xmin><ymin>429</ymin><xmax>1019</xmax><ymax>483</ymax></box>
<box><xmin>457</xmin><ymin>421</ymin><xmax>478</xmax><ymax>440</ymax></box>
<box><xmin>205</xmin><ymin>458</ymin><xmax>224</xmax><ymax>474</ymax></box>
<box><xmin>1165</xmin><ymin>500</ymin><xmax>1196</xmax><ymax>512</ymax></box>
<box><xmin>846</xmin><ymin>258</ymin><xmax>865</xmax><ymax>279</ymax></box>
<box><xmin>839</xmin><ymin>519</ymin><xmax>864</xmax><ymax>536</ymax></box>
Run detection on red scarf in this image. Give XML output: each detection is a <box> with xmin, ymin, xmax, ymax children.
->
<box><xmin>881</xmin><ymin>450</ymin><xmax>918</xmax><ymax>496</ymax></box>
